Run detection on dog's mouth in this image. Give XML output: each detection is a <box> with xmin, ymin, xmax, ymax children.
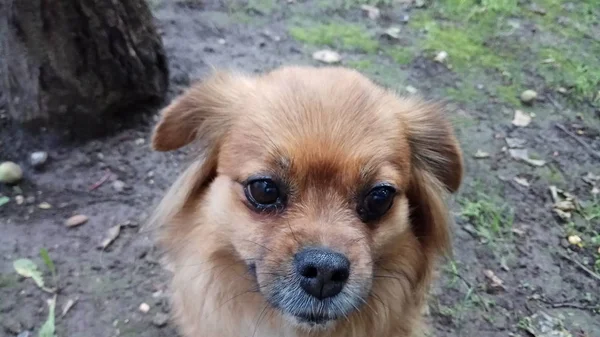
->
<box><xmin>294</xmin><ymin>312</ymin><xmax>335</xmax><ymax>324</ymax></box>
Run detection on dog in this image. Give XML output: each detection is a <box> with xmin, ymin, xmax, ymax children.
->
<box><xmin>148</xmin><ymin>66</ymin><xmax>463</xmax><ymax>337</ymax></box>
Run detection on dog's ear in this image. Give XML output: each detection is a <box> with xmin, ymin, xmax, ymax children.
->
<box><xmin>399</xmin><ymin>99</ymin><xmax>463</xmax><ymax>257</ymax></box>
<box><xmin>151</xmin><ymin>71</ymin><xmax>253</xmax><ymax>152</ymax></box>
<box><xmin>402</xmin><ymin>100</ymin><xmax>463</xmax><ymax>193</ymax></box>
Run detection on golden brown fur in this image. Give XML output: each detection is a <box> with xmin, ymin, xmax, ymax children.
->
<box><xmin>148</xmin><ymin>66</ymin><xmax>463</xmax><ymax>337</ymax></box>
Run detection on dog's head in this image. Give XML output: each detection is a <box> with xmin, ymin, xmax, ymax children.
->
<box><xmin>150</xmin><ymin>66</ymin><xmax>462</xmax><ymax>330</ymax></box>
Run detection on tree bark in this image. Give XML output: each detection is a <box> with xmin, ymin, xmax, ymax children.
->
<box><xmin>0</xmin><ymin>0</ymin><xmax>168</xmax><ymax>137</ymax></box>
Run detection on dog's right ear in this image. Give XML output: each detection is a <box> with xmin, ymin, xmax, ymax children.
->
<box><xmin>151</xmin><ymin>71</ymin><xmax>253</xmax><ymax>152</ymax></box>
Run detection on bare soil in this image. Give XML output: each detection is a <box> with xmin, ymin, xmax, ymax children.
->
<box><xmin>1</xmin><ymin>1</ymin><xmax>599</xmax><ymax>337</ymax></box>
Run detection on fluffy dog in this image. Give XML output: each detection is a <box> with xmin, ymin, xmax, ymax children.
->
<box><xmin>148</xmin><ymin>66</ymin><xmax>463</xmax><ymax>337</ymax></box>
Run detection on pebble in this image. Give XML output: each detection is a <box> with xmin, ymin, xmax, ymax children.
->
<box><xmin>15</xmin><ymin>195</ymin><xmax>24</xmax><ymax>205</ymax></box>
<box><xmin>152</xmin><ymin>312</ymin><xmax>170</xmax><ymax>327</ymax></box>
<box><xmin>30</xmin><ymin>151</ymin><xmax>48</xmax><ymax>168</ymax></box>
<box><xmin>434</xmin><ymin>51</ymin><xmax>448</xmax><ymax>63</ymax></box>
<box><xmin>38</xmin><ymin>202</ymin><xmax>52</xmax><ymax>209</ymax></box>
<box><xmin>139</xmin><ymin>302</ymin><xmax>150</xmax><ymax>313</ymax></box>
<box><xmin>568</xmin><ymin>235</ymin><xmax>581</xmax><ymax>245</ymax></box>
<box><xmin>17</xmin><ymin>332</ymin><xmax>31</xmax><ymax>337</ymax></box>
<box><xmin>112</xmin><ymin>180</ymin><xmax>126</xmax><ymax>192</ymax></box>
<box><xmin>520</xmin><ymin>89</ymin><xmax>537</xmax><ymax>104</ymax></box>
<box><xmin>0</xmin><ymin>161</ymin><xmax>23</xmax><ymax>184</ymax></box>
<box><xmin>405</xmin><ymin>86</ymin><xmax>418</xmax><ymax>94</ymax></box>
<box><xmin>65</xmin><ymin>214</ymin><xmax>89</xmax><ymax>228</ymax></box>
<box><xmin>312</xmin><ymin>50</ymin><xmax>341</xmax><ymax>64</ymax></box>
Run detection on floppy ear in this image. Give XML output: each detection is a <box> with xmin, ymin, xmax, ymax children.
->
<box><xmin>400</xmin><ymin>99</ymin><xmax>463</xmax><ymax>257</ymax></box>
<box><xmin>146</xmin><ymin>70</ymin><xmax>253</xmax><ymax>248</ymax></box>
<box><xmin>151</xmin><ymin>70</ymin><xmax>252</xmax><ymax>152</ymax></box>
<box><xmin>403</xmin><ymin>99</ymin><xmax>463</xmax><ymax>193</ymax></box>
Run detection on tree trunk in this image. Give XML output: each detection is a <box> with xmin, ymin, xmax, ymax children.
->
<box><xmin>0</xmin><ymin>0</ymin><xmax>169</xmax><ymax>137</ymax></box>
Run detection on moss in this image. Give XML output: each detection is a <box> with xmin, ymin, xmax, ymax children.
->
<box><xmin>289</xmin><ymin>23</ymin><xmax>379</xmax><ymax>53</ymax></box>
<box><xmin>386</xmin><ymin>47</ymin><xmax>414</xmax><ymax>65</ymax></box>
<box><xmin>446</xmin><ymin>85</ymin><xmax>482</xmax><ymax>104</ymax></box>
<box><xmin>494</xmin><ymin>84</ymin><xmax>522</xmax><ymax>107</ymax></box>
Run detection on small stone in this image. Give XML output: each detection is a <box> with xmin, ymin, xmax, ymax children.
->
<box><xmin>17</xmin><ymin>332</ymin><xmax>31</xmax><ymax>337</ymax></box>
<box><xmin>405</xmin><ymin>86</ymin><xmax>418</xmax><ymax>94</ymax></box>
<box><xmin>383</xmin><ymin>27</ymin><xmax>401</xmax><ymax>40</ymax></box>
<box><xmin>218</xmin><ymin>38</ymin><xmax>226</xmax><ymax>45</ymax></box>
<box><xmin>399</xmin><ymin>14</ymin><xmax>410</xmax><ymax>23</ymax></box>
<box><xmin>65</xmin><ymin>214</ymin><xmax>89</xmax><ymax>228</ymax></box>
<box><xmin>473</xmin><ymin>150</ymin><xmax>490</xmax><ymax>159</ymax></box>
<box><xmin>312</xmin><ymin>50</ymin><xmax>342</xmax><ymax>64</ymax></box>
<box><xmin>0</xmin><ymin>161</ymin><xmax>23</xmax><ymax>184</ymax></box>
<box><xmin>112</xmin><ymin>180</ymin><xmax>126</xmax><ymax>192</ymax></box>
<box><xmin>15</xmin><ymin>195</ymin><xmax>24</xmax><ymax>205</ymax></box>
<box><xmin>434</xmin><ymin>51</ymin><xmax>448</xmax><ymax>63</ymax></box>
<box><xmin>557</xmin><ymin>87</ymin><xmax>567</xmax><ymax>94</ymax></box>
<box><xmin>560</xmin><ymin>239</ymin><xmax>570</xmax><ymax>248</ymax></box>
<box><xmin>96</xmin><ymin>153</ymin><xmax>104</xmax><ymax>160</ymax></box>
<box><xmin>152</xmin><ymin>312</ymin><xmax>170</xmax><ymax>327</ymax></box>
<box><xmin>520</xmin><ymin>90</ymin><xmax>537</xmax><ymax>104</ymax></box>
<box><xmin>568</xmin><ymin>235</ymin><xmax>582</xmax><ymax>245</ymax></box>
<box><xmin>30</xmin><ymin>151</ymin><xmax>48</xmax><ymax>168</ymax></box>
<box><xmin>139</xmin><ymin>302</ymin><xmax>150</xmax><ymax>313</ymax></box>
<box><xmin>135</xmin><ymin>138</ymin><xmax>145</xmax><ymax>145</ymax></box>
<box><xmin>38</xmin><ymin>202</ymin><xmax>52</xmax><ymax>209</ymax></box>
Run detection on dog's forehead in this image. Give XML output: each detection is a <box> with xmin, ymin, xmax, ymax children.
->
<box><xmin>220</xmin><ymin>69</ymin><xmax>411</xmax><ymax>186</ymax></box>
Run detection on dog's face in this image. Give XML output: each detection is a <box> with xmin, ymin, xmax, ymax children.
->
<box><xmin>150</xmin><ymin>66</ymin><xmax>462</xmax><ymax>332</ymax></box>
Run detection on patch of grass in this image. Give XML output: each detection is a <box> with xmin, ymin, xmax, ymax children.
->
<box><xmin>346</xmin><ymin>59</ymin><xmax>373</xmax><ymax>71</ymax></box>
<box><xmin>460</xmin><ymin>194</ymin><xmax>514</xmax><ymax>243</ymax></box>
<box><xmin>386</xmin><ymin>47</ymin><xmax>414</xmax><ymax>65</ymax></box>
<box><xmin>494</xmin><ymin>84</ymin><xmax>522</xmax><ymax>107</ymax></box>
<box><xmin>289</xmin><ymin>23</ymin><xmax>379</xmax><ymax>53</ymax></box>
<box><xmin>446</xmin><ymin>85</ymin><xmax>482</xmax><ymax>104</ymax></box>
<box><xmin>539</xmin><ymin>47</ymin><xmax>600</xmax><ymax>101</ymax></box>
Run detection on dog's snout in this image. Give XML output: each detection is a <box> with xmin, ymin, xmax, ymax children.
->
<box><xmin>294</xmin><ymin>247</ymin><xmax>350</xmax><ymax>300</ymax></box>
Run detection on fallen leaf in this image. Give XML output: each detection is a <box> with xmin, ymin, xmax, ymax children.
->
<box><xmin>38</xmin><ymin>202</ymin><xmax>52</xmax><ymax>209</ymax></box>
<box><xmin>312</xmin><ymin>50</ymin><xmax>341</xmax><ymax>64</ymax></box>
<box><xmin>61</xmin><ymin>297</ymin><xmax>78</xmax><ymax>318</ymax></box>
<box><xmin>554</xmin><ymin>200</ymin><xmax>576</xmax><ymax>212</ymax></box>
<box><xmin>139</xmin><ymin>302</ymin><xmax>151</xmax><ymax>313</ymax></box>
<box><xmin>13</xmin><ymin>258</ymin><xmax>45</xmax><ymax>289</ymax></box>
<box><xmin>512</xmin><ymin>110</ymin><xmax>532</xmax><ymax>127</ymax></box>
<box><xmin>65</xmin><ymin>214</ymin><xmax>89</xmax><ymax>228</ymax></box>
<box><xmin>0</xmin><ymin>196</ymin><xmax>9</xmax><ymax>207</ymax></box>
<box><xmin>521</xmin><ymin>311</ymin><xmax>572</xmax><ymax>337</ymax></box>
<box><xmin>505</xmin><ymin>137</ymin><xmax>526</xmax><ymax>148</ymax></box>
<box><xmin>509</xmin><ymin>149</ymin><xmax>546</xmax><ymax>166</ymax></box>
<box><xmin>514</xmin><ymin>177</ymin><xmax>530</xmax><ymax>187</ymax></box>
<box><xmin>39</xmin><ymin>296</ymin><xmax>56</xmax><ymax>337</ymax></box>
<box><xmin>473</xmin><ymin>150</ymin><xmax>490</xmax><ymax>159</ymax></box>
<box><xmin>383</xmin><ymin>26</ymin><xmax>401</xmax><ymax>40</ymax></box>
<box><xmin>100</xmin><ymin>225</ymin><xmax>121</xmax><ymax>249</ymax></box>
<box><xmin>360</xmin><ymin>4</ymin><xmax>380</xmax><ymax>20</ymax></box>
<box><xmin>483</xmin><ymin>269</ymin><xmax>505</xmax><ymax>291</ymax></box>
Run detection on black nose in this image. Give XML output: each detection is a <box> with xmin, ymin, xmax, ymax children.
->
<box><xmin>294</xmin><ymin>247</ymin><xmax>350</xmax><ymax>300</ymax></box>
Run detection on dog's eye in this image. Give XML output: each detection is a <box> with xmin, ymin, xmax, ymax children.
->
<box><xmin>358</xmin><ymin>185</ymin><xmax>396</xmax><ymax>222</ymax></box>
<box><xmin>245</xmin><ymin>179</ymin><xmax>284</xmax><ymax>210</ymax></box>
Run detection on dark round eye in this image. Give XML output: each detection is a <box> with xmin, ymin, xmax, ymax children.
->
<box><xmin>359</xmin><ymin>185</ymin><xmax>396</xmax><ymax>222</ymax></box>
<box><xmin>245</xmin><ymin>179</ymin><xmax>283</xmax><ymax>209</ymax></box>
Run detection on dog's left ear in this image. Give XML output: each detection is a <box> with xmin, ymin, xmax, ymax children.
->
<box><xmin>402</xmin><ymin>100</ymin><xmax>463</xmax><ymax>193</ymax></box>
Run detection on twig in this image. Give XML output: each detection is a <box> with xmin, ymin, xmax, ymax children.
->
<box><xmin>546</xmin><ymin>94</ymin><xmax>563</xmax><ymax>110</ymax></box>
<box><xmin>555</xmin><ymin>123</ymin><xmax>600</xmax><ymax>160</ymax></box>
<box><xmin>550</xmin><ymin>303</ymin><xmax>599</xmax><ymax>310</ymax></box>
<box><xmin>89</xmin><ymin>170</ymin><xmax>111</xmax><ymax>191</ymax></box>
<box><xmin>558</xmin><ymin>251</ymin><xmax>600</xmax><ymax>282</ymax></box>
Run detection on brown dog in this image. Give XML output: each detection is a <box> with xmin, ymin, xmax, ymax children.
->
<box><xmin>148</xmin><ymin>66</ymin><xmax>463</xmax><ymax>337</ymax></box>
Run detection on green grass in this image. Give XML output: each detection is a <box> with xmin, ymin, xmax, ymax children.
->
<box><xmin>346</xmin><ymin>59</ymin><xmax>374</xmax><ymax>71</ymax></box>
<box><xmin>289</xmin><ymin>23</ymin><xmax>379</xmax><ymax>53</ymax></box>
<box><xmin>386</xmin><ymin>47</ymin><xmax>414</xmax><ymax>65</ymax></box>
<box><xmin>460</xmin><ymin>194</ymin><xmax>514</xmax><ymax>243</ymax></box>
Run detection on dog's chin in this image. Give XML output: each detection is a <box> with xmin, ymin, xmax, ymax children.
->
<box><xmin>283</xmin><ymin>312</ymin><xmax>339</xmax><ymax>331</ymax></box>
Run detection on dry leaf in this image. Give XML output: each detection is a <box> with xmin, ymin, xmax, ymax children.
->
<box><xmin>100</xmin><ymin>225</ymin><xmax>121</xmax><ymax>249</ymax></box>
<box><xmin>473</xmin><ymin>150</ymin><xmax>490</xmax><ymax>159</ymax></box>
<box><xmin>514</xmin><ymin>177</ymin><xmax>530</xmax><ymax>187</ymax></box>
<box><xmin>65</xmin><ymin>214</ymin><xmax>89</xmax><ymax>228</ymax></box>
<box><xmin>509</xmin><ymin>149</ymin><xmax>546</xmax><ymax>166</ymax></box>
<box><xmin>383</xmin><ymin>27</ymin><xmax>401</xmax><ymax>40</ymax></box>
<box><xmin>554</xmin><ymin>200</ymin><xmax>576</xmax><ymax>212</ymax></box>
<box><xmin>360</xmin><ymin>4</ymin><xmax>380</xmax><ymax>20</ymax></box>
<box><xmin>512</xmin><ymin>110</ymin><xmax>532</xmax><ymax>127</ymax></box>
<box><xmin>483</xmin><ymin>269</ymin><xmax>505</xmax><ymax>291</ymax></box>
<box><xmin>38</xmin><ymin>202</ymin><xmax>52</xmax><ymax>209</ymax></box>
<box><xmin>61</xmin><ymin>297</ymin><xmax>78</xmax><ymax>318</ymax></box>
<box><xmin>505</xmin><ymin>137</ymin><xmax>526</xmax><ymax>148</ymax></box>
<box><xmin>312</xmin><ymin>50</ymin><xmax>341</xmax><ymax>64</ymax></box>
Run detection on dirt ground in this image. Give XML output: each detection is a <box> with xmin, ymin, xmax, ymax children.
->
<box><xmin>1</xmin><ymin>1</ymin><xmax>599</xmax><ymax>336</ymax></box>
